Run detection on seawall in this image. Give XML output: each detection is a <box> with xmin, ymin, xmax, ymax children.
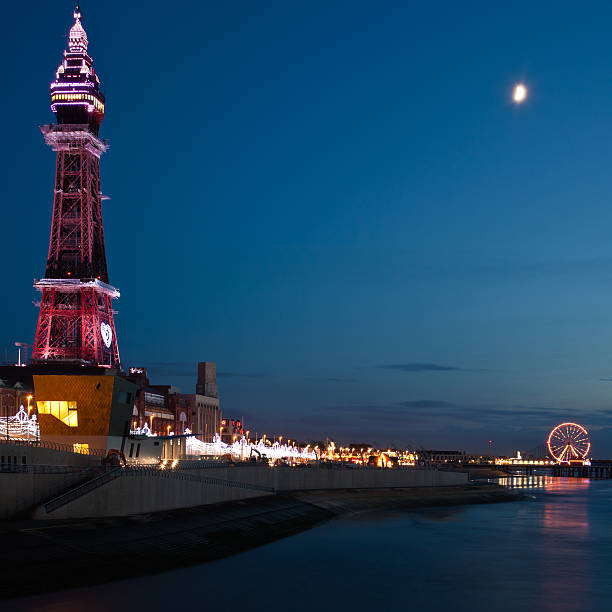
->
<box><xmin>33</xmin><ymin>464</ymin><xmax>469</xmax><ymax>520</ymax></box>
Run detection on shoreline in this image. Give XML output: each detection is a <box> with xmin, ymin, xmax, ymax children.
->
<box><xmin>1</xmin><ymin>483</ymin><xmax>520</xmax><ymax>600</ymax></box>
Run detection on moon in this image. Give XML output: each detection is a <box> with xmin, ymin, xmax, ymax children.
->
<box><xmin>513</xmin><ymin>83</ymin><xmax>527</xmax><ymax>103</ymax></box>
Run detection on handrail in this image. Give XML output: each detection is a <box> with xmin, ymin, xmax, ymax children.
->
<box><xmin>42</xmin><ymin>464</ymin><xmax>274</xmax><ymax>515</ymax></box>
<box><xmin>0</xmin><ymin>438</ymin><xmax>106</xmax><ymax>456</ymax></box>
<box><xmin>44</xmin><ymin>467</ymin><xmax>122</xmax><ymax>513</ymax></box>
<box><xmin>121</xmin><ymin>468</ymin><xmax>274</xmax><ymax>492</ymax></box>
<box><xmin>0</xmin><ymin>463</ymin><xmax>98</xmax><ymax>475</ymax></box>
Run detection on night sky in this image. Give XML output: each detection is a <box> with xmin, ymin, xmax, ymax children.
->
<box><xmin>3</xmin><ymin>1</ymin><xmax>612</xmax><ymax>454</ymax></box>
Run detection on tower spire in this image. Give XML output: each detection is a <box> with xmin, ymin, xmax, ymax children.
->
<box><xmin>50</xmin><ymin>4</ymin><xmax>103</xmax><ymax>133</ymax></box>
<box><xmin>69</xmin><ymin>3</ymin><xmax>88</xmax><ymax>53</ymax></box>
<box><xmin>32</xmin><ymin>5</ymin><xmax>120</xmax><ymax>366</ymax></box>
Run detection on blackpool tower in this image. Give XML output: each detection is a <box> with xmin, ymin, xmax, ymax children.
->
<box><xmin>32</xmin><ymin>5</ymin><xmax>120</xmax><ymax>366</ymax></box>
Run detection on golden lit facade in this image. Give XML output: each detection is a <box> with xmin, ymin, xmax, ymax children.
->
<box><xmin>33</xmin><ymin>374</ymin><xmax>137</xmax><ymax>453</ymax></box>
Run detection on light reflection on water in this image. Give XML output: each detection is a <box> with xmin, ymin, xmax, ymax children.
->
<box><xmin>8</xmin><ymin>477</ymin><xmax>612</xmax><ymax>612</ymax></box>
<box><xmin>495</xmin><ymin>474</ymin><xmax>591</xmax><ymax>490</ymax></box>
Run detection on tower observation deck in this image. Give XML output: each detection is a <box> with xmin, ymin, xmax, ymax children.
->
<box><xmin>32</xmin><ymin>5</ymin><xmax>120</xmax><ymax>366</ymax></box>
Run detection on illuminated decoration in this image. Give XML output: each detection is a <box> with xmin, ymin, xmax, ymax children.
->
<box><xmin>547</xmin><ymin>422</ymin><xmax>590</xmax><ymax>464</ymax></box>
<box><xmin>513</xmin><ymin>83</ymin><xmax>527</xmax><ymax>103</ymax></box>
<box><xmin>37</xmin><ymin>400</ymin><xmax>79</xmax><ymax>427</ymax></box>
<box><xmin>130</xmin><ymin>422</ymin><xmax>153</xmax><ymax>436</ymax></box>
<box><xmin>32</xmin><ymin>5</ymin><xmax>120</xmax><ymax>366</ymax></box>
<box><xmin>0</xmin><ymin>406</ymin><xmax>40</xmax><ymax>441</ymax></box>
<box><xmin>50</xmin><ymin>4</ymin><xmax>105</xmax><ymax>131</ymax></box>
<box><xmin>73</xmin><ymin>442</ymin><xmax>89</xmax><ymax>454</ymax></box>
<box><xmin>183</xmin><ymin>432</ymin><xmax>317</xmax><ymax>462</ymax></box>
<box><xmin>100</xmin><ymin>322</ymin><xmax>113</xmax><ymax>348</ymax></box>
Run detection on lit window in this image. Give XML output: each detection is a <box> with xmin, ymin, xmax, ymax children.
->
<box><xmin>37</xmin><ymin>400</ymin><xmax>78</xmax><ymax>427</ymax></box>
<box><xmin>73</xmin><ymin>443</ymin><xmax>89</xmax><ymax>454</ymax></box>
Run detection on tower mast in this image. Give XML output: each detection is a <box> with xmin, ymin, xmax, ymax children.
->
<box><xmin>32</xmin><ymin>5</ymin><xmax>120</xmax><ymax>366</ymax></box>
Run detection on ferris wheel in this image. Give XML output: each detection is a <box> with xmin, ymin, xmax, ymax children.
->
<box><xmin>547</xmin><ymin>422</ymin><xmax>590</xmax><ymax>464</ymax></box>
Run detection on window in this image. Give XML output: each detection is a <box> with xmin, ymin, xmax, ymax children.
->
<box><xmin>118</xmin><ymin>391</ymin><xmax>133</xmax><ymax>404</ymax></box>
<box><xmin>73</xmin><ymin>443</ymin><xmax>89</xmax><ymax>454</ymax></box>
<box><xmin>37</xmin><ymin>400</ymin><xmax>78</xmax><ymax>427</ymax></box>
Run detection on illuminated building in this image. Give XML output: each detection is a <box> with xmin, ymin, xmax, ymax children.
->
<box><xmin>419</xmin><ymin>449</ymin><xmax>466</xmax><ymax>464</ymax></box>
<box><xmin>33</xmin><ymin>373</ymin><xmax>137</xmax><ymax>451</ymax></box>
<box><xmin>220</xmin><ymin>418</ymin><xmax>244</xmax><ymax>444</ymax></box>
<box><xmin>31</xmin><ymin>5</ymin><xmax>119</xmax><ymax>366</ymax></box>
<box><xmin>124</xmin><ymin>368</ymin><xmax>175</xmax><ymax>435</ymax></box>
<box><xmin>125</xmin><ymin>363</ymin><xmax>221</xmax><ymax>440</ymax></box>
<box><xmin>0</xmin><ymin>374</ymin><xmax>35</xmax><ymax>421</ymax></box>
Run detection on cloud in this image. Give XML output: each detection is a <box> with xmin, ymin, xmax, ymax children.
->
<box><xmin>139</xmin><ymin>362</ymin><xmax>195</xmax><ymax>377</ymax></box>
<box><xmin>217</xmin><ymin>372</ymin><xmax>267</xmax><ymax>378</ymax></box>
<box><xmin>316</xmin><ymin>400</ymin><xmax>612</xmax><ymax>434</ymax></box>
<box><xmin>377</xmin><ymin>363</ymin><xmax>462</xmax><ymax>372</ymax></box>
<box><xmin>401</xmin><ymin>400</ymin><xmax>456</xmax><ymax>409</ymax></box>
<box><xmin>133</xmin><ymin>363</ymin><xmax>267</xmax><ymax>379</ymax></box>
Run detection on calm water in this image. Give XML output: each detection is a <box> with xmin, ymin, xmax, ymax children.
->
<box><xmin>9</xmin><ymin>477</ymin><xmax>612</xmax><ymax>611</ymax></box>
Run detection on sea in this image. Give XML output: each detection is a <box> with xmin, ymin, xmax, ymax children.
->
<box><xmin>7</xmin><ymin>476</ymin><xmax>612</xmax><ymax>612</ymax></box>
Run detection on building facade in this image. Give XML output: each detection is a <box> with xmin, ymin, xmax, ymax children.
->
<box><xmin>177</xmin><ymin>362</ymin><xmax>220</xmax><ymax>442</ymax></box>
<box><xmin>125</xmin><ymin>362</ymin><xmax>221</xmax><ymax>441</ymax></box>
<box><xmin>220</xmin><ymin>417</ymin><xmax>244</xmax><ymax>444</ymax></box>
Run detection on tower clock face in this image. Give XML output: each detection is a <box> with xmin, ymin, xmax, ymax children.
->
<box><xmin>100</xmin><ymin>322</ymin><xmax>113</xmax><ymax>348</ymax></box>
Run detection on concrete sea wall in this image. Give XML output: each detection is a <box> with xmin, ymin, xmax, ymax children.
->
<box><xmin>0</xmin><ymin>441</ymin><xmax>102</xmax><ymax>519</ymax></box>
<box><xmin>0</xmin><ymin>471</ymin><xmax>92</xmax><ymax>519</ymax></box>
<box><xmin>35</xmin><ymin>465</ymin><xmax>468</xmax><ymax>520</ymax></box>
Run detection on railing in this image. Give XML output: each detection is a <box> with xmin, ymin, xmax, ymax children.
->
<box><xmin>42</xmin><ymin>463</ymin><xmax>274</xmax><ymax>515</ymax></box>
<box><xmin>121</xmin><ymin>467</ymin><xmax>275</xmax><ymax>492</ymax></box>
<box><xmin>0</xmin><ymin>438</ymin><xmax>106</xmax><ymax>456</ymax></box>
<box><xmin>44</xmin><ymin>467</ymin><xmax>122</xmax><ymax>514</ymax></box>
<box><xmin>0</xmin><ymin>463</ymin><xmax>99</xmax><ymax>475</ymax></box>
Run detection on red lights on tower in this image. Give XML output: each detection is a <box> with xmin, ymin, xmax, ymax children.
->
<box><xmin>31</xmin><ymin>6</ymin><xmax>119</xmax><ymax>366</ymax></box>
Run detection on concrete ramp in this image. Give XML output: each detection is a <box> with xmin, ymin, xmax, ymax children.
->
<box><xmin>34</xmin><ymin>468</ymin><xmax>275</xmax><ymax>519</ymax></box>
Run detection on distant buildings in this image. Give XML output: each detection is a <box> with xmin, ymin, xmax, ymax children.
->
<box><xmin>220</xmin><ymin>417</ymin><xmax>244</xmax><ymax>444</ymax></box>
<box><xmin>126</xmin><ymin>362</ymin><xmax>221</xmax><ymax>441</ymax></box>
<box><xmin>419</xmin><ymin>450</ymin><xmax>466</xmax><ymax>464</ymax></box>
<box><xmin>0</xmin><ymin>372</ymin><xmax>34</xmax><ymax>419</ymax></box>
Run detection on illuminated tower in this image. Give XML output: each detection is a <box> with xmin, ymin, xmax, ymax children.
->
<box><xmin>32</xmin><ymin>5</ymin><xmax>120</xmax><ymax>366</ymax></box>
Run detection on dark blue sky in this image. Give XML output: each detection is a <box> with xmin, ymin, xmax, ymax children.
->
<box><xmin>3</xmin><ymin>1</ymin><xmax>612</xmax><ymax>454</ymax></box>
